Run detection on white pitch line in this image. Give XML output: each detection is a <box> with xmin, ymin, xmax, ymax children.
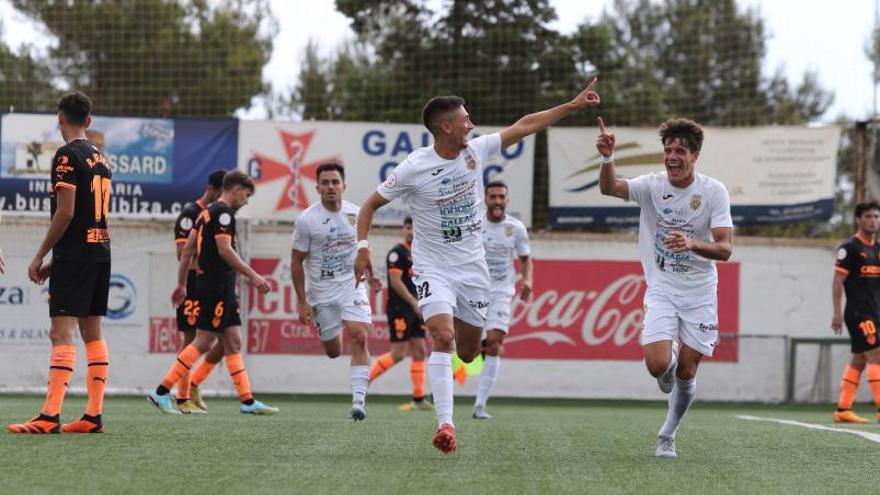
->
<box><xmin>737</xmin><ymin>415</ymin><xmax>880</xmax><ymax>444</ymax></box>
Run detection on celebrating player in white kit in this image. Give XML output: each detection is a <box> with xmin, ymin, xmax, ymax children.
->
<box><xmin>596</xmin><ymin>117</ymin><xmax>733</xmax><ymax>459</ymax></box>
<box><xmin>291</xmin><ymin>161</ymin><xmax>376</xmax><ymax>421</ymax></box>
<box><xmin>355</xmin><ymin>80</ymin><xmax>600</xmax><ymax>453</ymax></box>
<box><xmin>473</xmin><ymin>181</ymin><xmax>532</xmax><ymax>420</ymax></box>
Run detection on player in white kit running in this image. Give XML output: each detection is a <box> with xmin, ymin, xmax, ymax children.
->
<box><xmin>472</xmin><ymin>181</ymin><xmax>532</xmax><ymax>420</ymax></box>
<box><xmin>291</xmin><ymin>161</ymin><xmax>377</xmax><ymax>421</ymax></box>
<box><xmin>596</xmin><ymin>117</ymin><xmax>733</xmax><ymax>459</ymax></box>
<box><xmin>355</xmin><ymin>80</ymin><xmax>600</xmax><ymax>453</ymax></box>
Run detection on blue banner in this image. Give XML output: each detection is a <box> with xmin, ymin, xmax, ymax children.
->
<box><xmin>0</xmin><ymin>114</ymin><xmax>238</xmax><ymax>218</ymax></box>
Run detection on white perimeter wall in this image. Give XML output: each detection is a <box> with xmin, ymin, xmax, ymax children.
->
<box><xmin>0</xmin><ymin>217</ymin><xmax>856</xmax><ymax>403</ymax></box>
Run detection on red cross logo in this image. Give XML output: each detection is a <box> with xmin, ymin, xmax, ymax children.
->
<box><xmin>249</xmin><ymin>129</ymin><xmax>339</xmax><ymax>212</ymax></box>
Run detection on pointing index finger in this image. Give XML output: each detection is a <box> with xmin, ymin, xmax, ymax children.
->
<box><xmin>585</xmin><ymin>76</ymin><xmax>598</xmax><ymax>92</ymax></box>
<box><xmin>597</xmin><ymin>116</ymin><xmax>606</xmax><ymax>135</ymax></box>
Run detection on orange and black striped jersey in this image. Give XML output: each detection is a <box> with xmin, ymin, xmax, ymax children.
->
<box><xmin>193</xmin><ymin>200</ymin><xmax>237</xmax><ymax>291</ymax></box>
<box><xmin>386</xmin><ymin>242</ymin><xmax>416</xmax><ymax>311</ymax></box>
<box><xmin>50</xmin><ymin>139</ymin><xmax>111</xmax><ymax>261</ymax></box>
<box><xmin>835</xmin><ymin>235</ymin><xmax>880</xmax><ymax>320</ymax></box>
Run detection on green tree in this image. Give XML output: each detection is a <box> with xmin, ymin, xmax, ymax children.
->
<box><xmin>10</xmin><ymin>0</ymin><xmax>276</xmax><ymax>117</ymax></box>
<box><xmin>0</xmin><ymin>25</ymin><xmax>55</xmax><ymax>112</ymax></box>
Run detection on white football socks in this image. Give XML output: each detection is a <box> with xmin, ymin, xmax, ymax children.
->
<box><xmin>474</xmin><ymin>354</ymin><xmax>501</xmax><ymax>410</ymax></box>
<box><xmin>658</xmin><ymin>376</ymin><xmax>696</xmax><ymax>439</ymax></box>
<box><xmin>428</xmin><ymin>352</ymin><xmax>454</xmax><ymax>427</ymax></box>
<box><xmin>350</xmin><ymin>365</ymin><xmax>369</xmax><ymax>406</ymax></box>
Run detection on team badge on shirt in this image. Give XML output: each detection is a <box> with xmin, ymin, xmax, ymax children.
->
<box><xmin>689</xmin><ymin>194</ymin><xmax>702</xmax><ymax>210</ymax></box>
<box><xmin>465</xmin><ymin>153</ymin><xmax>476</xmax><ymax>170</ymax></box>
<box><xmin>347</xmin><ymin>213</ymin><xmax>357</xmax><ymax>227</ymax></box>
<box><xmin>504</xmin><ymin>227</ymin><xmax>513</xmax><ymax>237</ymax></box>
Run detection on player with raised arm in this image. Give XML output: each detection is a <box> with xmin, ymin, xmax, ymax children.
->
<box><xmin>355</xmin><ymin>80</ymin><xmax>600</xmax><ymax>453</ymax></box>
<box><xmin>148</xmin><ymin>171</ymin><xmax>278</xmax><ymax>416</ymax></box>
<box><xmin>596</xmin><ymin>117</ymin><xmax>733</xmax><ymax>459</ymax></box>
<box><xmin>9</xmin><ymin>91</ymin><xmax>112</xmax><ymax>434</ymax></box>
<box><xmin>291</xmin><ymin>162</ymin><xmax>376</xmax><ymax>421</ymax></box>
<box><xmin>472</xmin><ymin>181</ymin><xmax>532</xmax><ymax>420</ymax></box>
<box><xmin>831</xmin><ymin>201</ymin><xmax>880</xmax><ymax>424</ymax></box>
<box><xmin>164</xmin><ymin>169</ymin><xmax>227</xmax><ymax>414</ymax></box>
<box><xmin>369</xmin><ymin>216</ymin><xmax>432</xmax><ymax>412</ymax></box>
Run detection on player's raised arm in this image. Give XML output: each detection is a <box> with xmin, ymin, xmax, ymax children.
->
<box><xmin>354</xmin><ymin>191</ymin><xmax>390</xmax><ymax>286</ymax></box>
<box><xmin>499</xmin><ymin>77</ymin><xmax>600</xmax><ymax>149</ymax></box>
<box><xmin>596</xmin><ymin>117</ymin><xmax>629</xmax><ymax>200</ymax></box>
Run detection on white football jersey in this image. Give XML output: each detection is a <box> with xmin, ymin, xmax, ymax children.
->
<box><xmin>627</xmin><ymin>172</ymin><xmax>733</xmax><ymax>297</ymax></box>
<box><xmin>483</xmin><ymin>214</ymin><xmax>530</xmax><ymax>296</ymax></box>
<box><xmin>291</xmin><ymin>200</ymin><xmax>361</xmax><ymax>305</ymax></box>
<box><xmin>377</xmin><ymin>133</ymin><xmax>502</xmax><ymax>269</ymax></box>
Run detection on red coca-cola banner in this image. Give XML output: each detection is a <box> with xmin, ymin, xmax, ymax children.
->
<box><xmin>151</xmin><ymin>258</ymin><xmax>739</xmax><ymax>361</ymax></box>
<box><xmin>504</xmin><ymin>260</ymin><xmax>739</xmax><ymax>361</ymax></box>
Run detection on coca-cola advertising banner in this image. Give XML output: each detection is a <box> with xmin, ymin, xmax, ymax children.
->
<box><xmin>242</xmin><ymin>257</ymin><xmax>739</xmax><ymax>362</ymax></box>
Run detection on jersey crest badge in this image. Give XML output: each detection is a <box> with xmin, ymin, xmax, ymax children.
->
<box><xmin>347</xmin><ymin>213</ymin><xmax>357</xmax><ymax>227</ymax></box>
<box><xmin>504</xmin><ymin>227</ymin><xmax>513</xmax><ymax>237</ymax></box>
<box><xmin>689</xmin><ymin>194</ymin><xmax>702</xmax><ymax>210</ymax></box>
<box><xmin>465</xmin><ymin>153</ymin><xmax>476</xmax><ymax>170</ymax></box>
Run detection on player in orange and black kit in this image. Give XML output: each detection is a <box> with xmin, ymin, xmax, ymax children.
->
<box><xmin>149</xmin><ymin>170</ymin><xmax>279</xmax><ymax>415</ymax></box>
<box><xmin>9</xmin><ymin>91</ymin><xmax>111</xmax><ymax>434</ymax></box>
<box><xmin>166</xmin><ymin>169</ymin><xmax>227</xmax><ymax>414</ymax></box>
<box><xmin>368</xmin><ymin>217</ymin><xmax>432</xmax><ymax>411</ymax></box>
<box><xmin>832</xmin><ymin>201</ymin><xmax>880</xmax><ymax>423</ymax></box>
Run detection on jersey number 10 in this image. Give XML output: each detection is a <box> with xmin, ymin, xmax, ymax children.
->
<box><xmin>91</xmin><ymin>176</ymin><xmax>111</xmax><ymax>222</ymax></box>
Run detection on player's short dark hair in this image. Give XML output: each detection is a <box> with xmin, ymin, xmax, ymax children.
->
<box><xmin>222</xmin><ymin>170</ymin><xmax>255</xmax><ymax>193</ymax></box>
<box><xmin>854</xmin><ymin>201</ymin><xmax>880</xmax><ymax>218</ymax></box>
<box><xmin>316</xmin><ymin>161</ymin><xmax>345</xmax><ymax>182</ymax></box>
<box><xmin>403</xmin><ymin>216</ymin><xmax>413</xmax><ymax>226</ymax></box>
<box><xmin>485</xmin><ymin>180</ymin><xmax>508</xmax><ymax>193</ymax></box>
<box><xmin>659</xmin><ymin>118</ymin><xmax>704</xmax><ymax>153</ymax></box>
<box><xmin>58</xmin><ymin>91</ymin><xmax>92</xmax><ymax>126</ymax></box>
<box><xmin>208</xmin><ymin>170</ymin><xmax>227</xmax><ymax>190</ymax></box>
<box><xmin>422</xmin><ymin>96</ymin><xmax>466</xmax><ymax>136</ymax></box>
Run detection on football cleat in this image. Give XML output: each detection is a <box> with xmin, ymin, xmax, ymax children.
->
<box><xmin>833</xmin><ymin>409</ymin><xmax>868</xmax><ymax>424</ymax></box>
<box><xmin>177</xmin><ymin>400</ymin><xmax>207</xmax><ymax>415</ymax></box>
<box><xmin>351</xmin><ymin>403</ymin><xmax>366</xmax><ymax>421</ymax></box>
<box><xmin>240</xmin><ymin>400</ymin><xmax>279</xmax><ymax>415</ymax></box>
<box><xmin>8</xmin><ymin>414</ymin><xmax>61</xmax><ymax>434</ymax></box>
<box><xmin>472</xmin><ymin>406</ymin><xmax>492</xmax><ymax>420</ymax></box>
<box><xmin>190</xmin><ymin>385</ymin><xmax>208</xmax><ymax>411</ymax></box>
<box><xmin>148</xmin><ymin>391</ymin><xmax>181</xmax><ymax>415</ymax></box>
<box><xmin>655</xmin><ymin>436</ymin><xmax>677</xmax><ymax>459</ymax></box>
<box><xmin>433</xmin><ymin>423</ymin><xmax>457</xmax><ymax>454</ymax></box>
<box><xmin>61</xmin><ymin>415</ymin><xmax>103</xmax><ymax>433</ymax></box>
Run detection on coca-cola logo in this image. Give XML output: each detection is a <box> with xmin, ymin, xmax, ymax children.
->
<box><xmin>508</xmin><ymin>274</ymin><xmax>644</xmax><ymax>348</ymax></box>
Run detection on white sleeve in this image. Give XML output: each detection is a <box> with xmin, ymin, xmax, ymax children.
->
<box><xmin>468</xmin><ymin>133</ymin><xmax>502</xmax><ymax>163</ymax></box>
<box><xmin>626</xmin><ymin>174</ymin><xmax>653</xmax><ymax>205</ymax></box>
<box><xmin>710</xmin><ymin>182</ymin><xmax>734</xmax><ymax>229</ymax></box>
<box><xmin>376</xmin><ymin>159</ymin><xmax>414</xmax><ymax>201</ymax></box>
<box><xmin>291</xmin><ymin>216</ymin><xmax>311</xmax><ymax>253</ymax></box>
<box><xmin>514</xmin><ymin>223</ymin><xmax>531</xmax><ymax>257</ymax></box>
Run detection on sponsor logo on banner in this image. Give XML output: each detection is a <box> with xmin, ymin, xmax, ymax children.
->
<box><xmin>107</xmin><ymin>273</ymin><xmax>137</xmax><ymax>320</ymax></box>
<box><xmin>502</xmin><ymin>260</ymin><xmax>739</xmax><ymax>361</ymax></box>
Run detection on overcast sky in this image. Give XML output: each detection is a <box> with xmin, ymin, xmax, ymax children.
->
<box><xmin>1</xmin><ymin>0</ymin><xmax>876</xmax><ymax>122</ymax></box>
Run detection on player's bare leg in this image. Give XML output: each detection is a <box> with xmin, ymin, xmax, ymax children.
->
<box><xmin>645</xmin><ymin>340</ymin><xmax>677</xmax><ymax>394</ymax></box>
<box><xmin>344</xmin><ymin>321</ymin><xmax>371</xmax><ymax>421</ymax></box>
